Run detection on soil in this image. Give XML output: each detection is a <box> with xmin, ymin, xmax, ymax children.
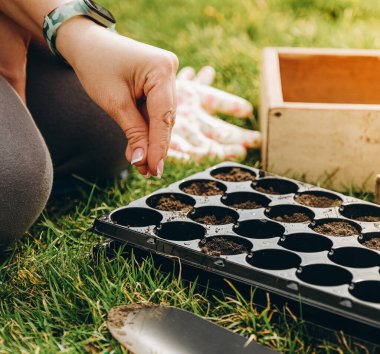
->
<box><xmin>362</xmin><ymin>236</ymin><xmax>380</xmax><ymax>251</ymax></box>
<box><xmin>200</xmin><ymin>237</ymin><xmax>248</xmax><ymax>255</ymax></box>
<box><xmin>273</xmin><ymin>212</ymin><xmax>311</xmax><ymax>223</ymax></box>
<box><xmin>353</xmin><ymin>215</ymin><xmax>380</xmax><ymax>222</ymax></box>
<box><xmin>213</xmin><ymin>167</ymin><xmax>255</xmax><ymax>182</ymax></box>
<box><xmin>194</xmin><ymin>214</ymin><xmax>235</xmax><ymax>225</ymax></box>
<box><xmin>313</xmin><ymin>221</ymin><xmax>358</xmax><ymax>236</ymax></box>
<box><xmin>296</xmin><ymin>193</ymin><xmax>342</xmax><ymax>208</ymax></box>
<box><xmin>229</xmin><ymin>199</ymin><xmax>264</xmax><ymax>209</ymax></box>
<box><xmin>153</xmin><ymin>194</ymin><xmax>193</xmax><ymax>212</ymax></box>
<box><xmin>255</xmin><ymin>186</ymin><xmax>280</xmax><ymax>195</ymax></box>
<box><xmin>108</xmin><ymin>304</ymin><xmax>158</xmax><ymax>328</ymax></box>
<box><xmin>182</xmin><ymin>181</ymin><xmax>224</xmax><ymax>196</ymax></box>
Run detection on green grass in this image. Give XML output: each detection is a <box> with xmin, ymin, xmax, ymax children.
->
<box><xmin>1</xmin><ymin>0</ymin><xmax>380</xmax><ymax>352</ymax></box>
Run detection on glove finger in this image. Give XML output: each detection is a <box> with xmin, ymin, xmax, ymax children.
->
<box><xmin>167</xmin><ymin>149</ymin><xmax>191</xmax><ymax>161</ymax></box>
<box><xmin>173</xmin><ymin>117</ymin><xmax>216</xmax><ymax>147</ymax></box>
<box><xmin>169</xmin><ymin>131</ymin><xmax>210</xmax><ymax>161</ymax></box>
<box><xmin>177</xmin><ymin>67</ymin><xmax>196</xmax><ymax>81</ymax></box>
<box><xmin>195</xmin><ymin>108</ymin><xmax>261</xmax><ymax>148</ymax></box>
<box><xmin>194</xmin><ymin>66</ymin><xmax>215</xmax><ymax>85</ymax></box>
<box><xmin>173</xmin><ymin>119</ymin><xmax>246</xmax><ymax>160</ymax></box>
<box><xmin>170</xmin><ymin>133</ymin><xmax>196</xmax><ymax>152</ymax></box>
<box><xmin>197</xmin><ymin>84</ymin><xmax>253</xmax><ymax>118</ymax></box>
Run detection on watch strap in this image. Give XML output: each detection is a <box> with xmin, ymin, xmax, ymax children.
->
<box><xmin>43</xmin><ymin>0</ymin><xmax>116</xmax><ymax>61</ymax></box>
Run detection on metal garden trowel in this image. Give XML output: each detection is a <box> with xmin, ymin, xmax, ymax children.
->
<box><xmin>108</xmin><ymin>304</ymin><xmax>278</xmax><ymax>354</ymax></box>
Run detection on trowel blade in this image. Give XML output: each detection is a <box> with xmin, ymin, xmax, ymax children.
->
<box><xmin>108</xmin><ymin>304</ymin><xmax>277</xmax><ymax>354</ymax></box>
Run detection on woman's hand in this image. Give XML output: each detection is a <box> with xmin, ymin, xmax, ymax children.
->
<box><xmin>57</xmin><ymin>18</ymin><xmax>178</xmax><ymax>178</ymax></box>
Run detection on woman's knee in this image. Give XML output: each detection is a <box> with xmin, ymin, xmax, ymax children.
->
<box><xmin>0</xmin><ymin>76</ymin><xmax>53</xmax><ymax>246</ymax></box>
<box><xmin>0</xmin><ymin>144</ymin><xmax>53</xmax><ymax>246</ymax></box>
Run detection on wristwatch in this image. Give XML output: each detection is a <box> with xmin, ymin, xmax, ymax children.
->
<box><xmin>43</xmin><ymin>0</ymin><xmax>116</xmax><ymax>61</ymax></box>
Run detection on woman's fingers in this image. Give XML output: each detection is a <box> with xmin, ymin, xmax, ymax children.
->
<box><xmin>116</xmin><ymin>103</ymin><xmax>149</xmax><ymax>172</ymax></box>
<box><xmin>145</xmin><ymin>56</ymin><xmax>178</xmax><ymax>177</ymax></box>
<box><xmin>137</xmin><ymin>165</ymin><xmax>150</xmax><ymax>177</ymax></box>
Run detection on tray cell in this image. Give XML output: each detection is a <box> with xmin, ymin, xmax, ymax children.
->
<box><xmin>211</xmin><ymin>166</ymin><xmax>256</xmax><ymax>182</ymax></box>
<box><xmin>234</xmin><ymin>219</ymin><xmax>285</xmax><ymax>239</ymax></box>
<box><xmin>340</xmin><ymin>203</ymin><xmax>380</xmax><ymax>222</ymax></box>
<box><xmin>265</xmin><ymin>205</ymin><xmax>314</xmax><ymax>223</ymax></box>
<box><xmin>359</xmin><ymin>232</ymin><xmax>380</xmax><ymax>251</ymax></box>
<box><xmin>155</xmin><ymin>221</ymin><xmax>206</xmax><ymax>241</ymax></box>
<box><xmin>199</xmin><ymin>235</ymin><xmax>253</xmax><ymax>255</ymax></box>
<box><xmin>221</xmin><ymin>192</ymin><xmax>270</xmax><ymax>210</ymax></box>
<box><xmin>295</xmin><ymin>191</ymin><xmax>343</xmax><ymax>208</ymax></box>
<box><xmin>146</xmin><ymin>193</ymin><xmax>196</xmax><ymax>212</ymax></box>
<box><xmin>246</xmin><ymin>249</ymin><xmax>301</xmax><ymax>270</ymax></box>
<box><xmin>111</xmin><ymin>207</ymin><xmax>162</xmax><ymax>227</ymax></box>
<box><xmin>188</xmin><ymin>206</ymin><xmax>239</xmax><ymax>225</ymax></box>
<box><xmin>279</xmin><ymin>233</ymin><xmax>332</xmax><ymax>253</ymax></box>
<box><xmin>252</xmin><ymin>178</ymin><xmax>298</xmax><ymax>195</ymax></box>
<box><xmin>297</xmin><ymin>264</ymin><xmax>352</xmax><ymax>286</ymax></box>
<box><xmin>349</xmin><ymin>281</ymin><xmax>380</xmax><ymax>303</ymax></box>
<box><xmin>180</xmin><ymin>179</ymin><xmax>226</xmax><ymax>196</ymax></box>
<box><xmin>310</xmin><ymin>219</ymin><xmax>361</xmax><ymax>237</ymax></box>
<box><xmin>328</xmin><ymin>247</ymin><xmax>380</xmax><ymax>268</ymax></box>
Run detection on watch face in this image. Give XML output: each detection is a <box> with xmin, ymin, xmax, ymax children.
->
<box><xmin>84</xmin><ymin>0</ymin><xmax>115</xmax><ymax>23</ymax></box>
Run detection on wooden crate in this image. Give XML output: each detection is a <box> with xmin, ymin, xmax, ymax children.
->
<box><xmin>260</xmin><ymin>47</ymin><xmax>380</xmax><ymax>192</ymax></box>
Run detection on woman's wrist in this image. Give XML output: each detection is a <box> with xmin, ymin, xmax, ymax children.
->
<box><xmin>55</xmin><ymin>16</ymin><xmax>103</xmax><ymax>66</ymax></box>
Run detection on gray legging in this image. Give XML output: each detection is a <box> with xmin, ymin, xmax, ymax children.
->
<box><xmin>0</xmin><ymin>41</ymin><xmax>128</xmax><ymax>247</ymax></box>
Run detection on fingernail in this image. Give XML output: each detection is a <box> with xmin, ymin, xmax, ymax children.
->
<box><xmin>157</xmin><ymin>159</ymin><xmax>164</xmax><ymax>179</ymax></box>
<box><xmin>144</xmin><ymin>172</ymin><xmax>151</xmax><ymax>178</ymax></box>
<box><xmin>131</xmin><ymin>148</ymin><xmax>144</xmax><ymax>165</ymax></box>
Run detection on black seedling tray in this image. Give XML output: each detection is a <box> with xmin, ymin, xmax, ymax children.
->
<box><xmin>92</xmin><ymin>162</ymin><xmax>380</xmax><ymax>342</ymax></box>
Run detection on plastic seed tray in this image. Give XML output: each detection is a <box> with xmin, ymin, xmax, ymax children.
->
<box><xmin>93</xmin><ymin>162</ymin><xmax>380</xmax><ymax>336</ymax></box>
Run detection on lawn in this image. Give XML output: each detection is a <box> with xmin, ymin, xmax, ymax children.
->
<box><xmin>1</xmin><ymin>0</ymin><xmax>380</xmax><ymax>352</ymax></box>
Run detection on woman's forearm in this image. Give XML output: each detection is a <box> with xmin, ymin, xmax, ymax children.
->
<box><xmin>0</xmin><ymin>0</ymin><xmax>72</xmax><ymax>41</ymax></box>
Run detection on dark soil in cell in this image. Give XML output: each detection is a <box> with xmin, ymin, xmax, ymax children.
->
<box><xmin>296</xmin><ymin>193</ymin><xmax>342</xmax><ymax>208</ymax></box>
<box><xmin>255</xmin><ymin>186</ymin><xmax>279</xmax><ymax>195</ymax></box>
<box><xmin>362</xmin><ymin>236</ymin><xmax>380</xmax><ymax>251</ymax></box>
<box><xmin>200</xmin><ymin>237</ymin><xmax>248</xmax><ymax>256</ymax></box>
<box><xmin>182</xmin><ymin>181</ymin><xmax>224</xmax><ymax>196</ymax></box>
<box><xmin>213</xmin><ymin>168</ymin><xmax>255</xmax><ymax>182</ymax></box>
<box><xmin>229</xmin><ymin>199</ymin><xmax>264</xmax><ymax>209</ymax></box>
<box><xmin>111</xmin><ymin>207</ymin><xmax>162</xmax><ymax>227</ymax></box>
<box><xmin>254</xmin><ymin>179</ymin><xmax>298</xmax><ymax>195</ymax></box>
<box><xmin>314</xmin><ymin>221</ymin><xmax>358</xmax><ymax>236</ymax></box>
<box><xmin>194</xmin><ymin>214</ymin><xmax>235</xmax><ymax>225</ymax></box>
<box><xmin>340</xmin><ymin>204</ymin><xmax>380</xmax><ymax>222</ymax></box>
<box><xmin>153</xmin><ymin>194</ymin><xmax>193</xmax><ymax>212</ymax></box>
<box><xmin>353</xmin><ymin>215</ymin><xmax>380</xmax><ymax>222</ymax></box>
<box><xmin>273</xmin><ymin>212</ymin><xmax>311</xmax><ymax>223</ymax></box>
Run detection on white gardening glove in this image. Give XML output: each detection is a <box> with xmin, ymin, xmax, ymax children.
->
<box><xmin>168</xmin><ymin>66</ymin><xmax>261</xmax><ymax>161</ymax></box>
